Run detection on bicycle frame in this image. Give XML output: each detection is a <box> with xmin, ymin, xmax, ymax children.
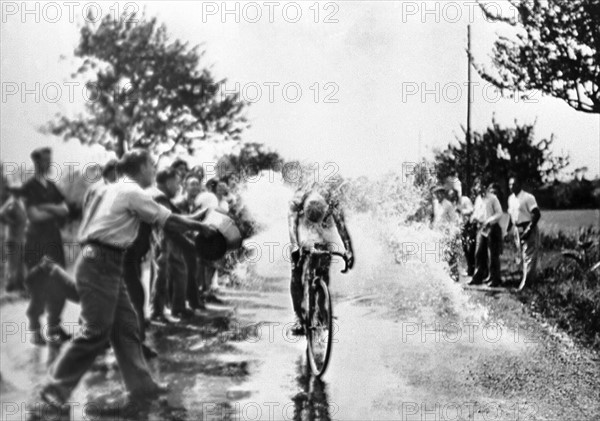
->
<box><xmin>299</xmin><ymin>247</ymin><xmax>349</xmax><ymax>318</ymax></box>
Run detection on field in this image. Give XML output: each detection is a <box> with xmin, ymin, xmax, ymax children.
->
<box><xmin>538</xmin><ymin>209</ymin><xmax>599</xmax><ymax>234</ymax></box>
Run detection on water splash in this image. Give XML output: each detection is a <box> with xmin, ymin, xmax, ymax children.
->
<box><xmin>235</xmin><ymin>171</ymin><xmax>295</xmax><ymax>280</ymax></box>
<box><xmin>233</xmin><ymin>169</ymin><xmax>488</xmax><ymax>322</ymax></box>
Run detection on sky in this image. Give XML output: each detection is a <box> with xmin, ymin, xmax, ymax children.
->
<box><xmin>1</xmin><ymin>1</ymin><xmax>599</xmax><ymax>180</ymax></box>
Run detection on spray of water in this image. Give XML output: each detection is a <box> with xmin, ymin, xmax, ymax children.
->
<box><xmin>234</xmin><ymin>171</ymin><xmax>295</xmax><ymax>281</ymax></box>
<box><xmin>233</xmin><ymin>169</ymin><xmax>488</xmax><ymax>323</ymax></box>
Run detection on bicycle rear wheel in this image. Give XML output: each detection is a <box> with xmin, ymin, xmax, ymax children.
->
<box><xmin>307</xmin><ymin>279</ymin><xmax>333</xmax><ymax>377</ymax></box>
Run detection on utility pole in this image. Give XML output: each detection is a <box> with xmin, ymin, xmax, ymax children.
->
<box><xmin>466</xmin><ymin>24</ymin><xmax>473</xmax><ymax>196</ymax></box>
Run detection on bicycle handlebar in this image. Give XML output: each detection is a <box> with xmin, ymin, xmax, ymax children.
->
<box><xmin>304</xmin><ymin>248</ymin><xmax>350</xmax><ymax>273</ymax></box>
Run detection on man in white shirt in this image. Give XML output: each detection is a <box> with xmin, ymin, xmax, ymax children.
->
<box><xmin>469</xmin><ymin>183</ymin><xmax>504</xmax><ymax>286</ymax></box>
<box><xmin>508</xmin><ymin>176</ymin><xmax>541</xmax><ymax>291</ymax></box>
<box><xmin>33</xmin><ymin>149</ymin><xmax>217</xmax><ymax>418</ymax></box>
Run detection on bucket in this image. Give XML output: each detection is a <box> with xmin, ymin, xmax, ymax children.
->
<box><xmin>195</xmin><ymin>210</ymin><xmax>242</xmax><ymax>261</ymax></box>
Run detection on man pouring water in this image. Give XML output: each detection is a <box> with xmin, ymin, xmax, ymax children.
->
<box><xmin>30</xmin><ymin>149</ymin><xmax>219</xmax><ymax>419</ymax></box>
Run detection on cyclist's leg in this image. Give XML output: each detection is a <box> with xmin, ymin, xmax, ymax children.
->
<box><xmin>290</xmin><ymin>250</ymin><xmax>304</xmax><ymax>320</ymax></box>
<box><xmin>314</xmin><ymin>258</ymin><xmax>331</xmax><ymax>322</ymax></box>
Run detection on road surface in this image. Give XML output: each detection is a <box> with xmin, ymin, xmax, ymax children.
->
<box><xmin>1</xmin><ymin>215</ymin><xmax>599</xmax><ymax>420</ymax></box>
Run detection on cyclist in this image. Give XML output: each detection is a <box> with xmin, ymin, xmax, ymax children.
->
<box><xmin>288</xmin><ymin>181</ymin><xmax>355</xmax><ymax>335</ymax></box>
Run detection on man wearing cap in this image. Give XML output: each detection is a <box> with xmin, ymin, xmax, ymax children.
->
<box><xmin>21</xmin><ymin>147</ymin><xmax>71</xmax><ymax>345</ymax></box>
<box><xmin>508</xmin><ymin>175</ymin><xmax>541</xmax><ymax>291</ymax></box>
<box><xmin>32</xmin><ymin>149</ymin><xmax>217</xmax><ymax>418</ymax></box>
<box><xmin>288</xmin><ymin>182</ymin><xmax>355</xmax><ymax>335</ymax></box>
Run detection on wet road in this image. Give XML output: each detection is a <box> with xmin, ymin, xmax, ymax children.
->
<box><xmin>2</xmin><ymin>216</ymin><xmax>599</xmax><ymax>420</ymax></box>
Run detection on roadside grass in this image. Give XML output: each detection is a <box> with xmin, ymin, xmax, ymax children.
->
<box><xmin>513</xmin><ymin>227</ymin><xmax>600</xmax><ymax>351</ymax></box>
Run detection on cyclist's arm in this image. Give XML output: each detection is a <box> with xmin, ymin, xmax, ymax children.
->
<box><xmin>288</xmin><ymin>209</ymin><xmax>300</xmax><ymax>249</ymax></box>
<box><xmin>288</xmin><ymin>192</ymin><xmax>305</xmax><ymax>250</ymax></box>
<box><xmin>332</xmin><ymin>209</ymin><xmax>353</xmax><ymax>254</ymax></box>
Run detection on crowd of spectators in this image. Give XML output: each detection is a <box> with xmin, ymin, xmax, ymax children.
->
<box><xmin>432</xmin><ymin>175</ymin><xmax>542</xmax><ymax>291</ymax></box>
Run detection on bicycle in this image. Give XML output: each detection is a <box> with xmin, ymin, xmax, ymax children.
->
<box><xmin>299</xmin><ymin>244</ymin><xmax>350</xmax><ymax>377</ymax></box>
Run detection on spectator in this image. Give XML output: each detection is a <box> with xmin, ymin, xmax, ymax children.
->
<box><xmin>432</xmin><ymin>187</ymin><xmax>458</xmax><ymax>229</ymax></box>
<box><xmin>197</xmin><ymin>178</ymin><xmax>219</xmax><ymax>209</ymax></box>
<box><xmin>173</xmin><ymin>173</ymin><xmax>204</xmax><ymax>310</ymax></box>
<box><xmin>469</xmin><ymin>183</ymin><xmax>503</xmax><ymax>287</ymax></box>
<box><xmin>190</xmin><ymin>165</ymin><xmax>205</xmax><ymax>180</ymax></box>
<box><xmin>21</xmin><ymin>147</ymin><xmax>71</xmax><ymax>345</ymax></box>
<box><xmin>211</xmin><ymin>181</ymin><xmax>236</xmax><ymax>289</ymax></box>
<box><xmin>432</xmin><ymin>187</ymin><xmax>460</xmax><ymax>281</ymax></box>
<box><xmin>444</xmin><ymin>173</ymin><xmax>462</xmax><ymax>199</ymax></box>
<box><xmin>150</xmin><ymin>168</ymin><xmax>196</xmax><ymax>320</ymax></box>
<box><xmin>176</xmin><ymin>173</ymin><xmax>202</xmax><ymax>213</ymax></box>
<box><xmin>170</xmin><ymin>158</ymin><xmax>189</xmax><ymax>181</ymax></box>
<box><xmin>81</xmin><ymin>159</ymin><xmax>119</xmax><ymax>220</ymax></box>
<box><xmin>0</xmin><ymin>185</ymin><xmax>27</xmax><ymax>292</ymax></box>
<box><xmin>215</xmin><ymin>181</ymin><xmax>235</xmax><ymax>213</ymax></box>
<box><xmin>195</xmin><ymin>178</ymin><xmax>222</xmax><ymax>304</ymax></box>
<box><xmin>508</xmin><ymin>175</ymin><xmax>541</xmax><ymax>291</ymax></box>
<box><xmin>458</xmin><ymin>180</ymin><xmax>479</xmax><ymax>276</ymax></box>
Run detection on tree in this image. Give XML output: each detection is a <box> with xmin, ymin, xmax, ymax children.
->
<box><xmin>433</xmin><ymin>119</ymin><xmax>569</xmax><ymax>193</ymax></box>
<box><xmin>45</xmin><ymin>11</ymin><xmax>248</xmax><ymax>157</ymax></box>
<box><xmin>476</xmin><ymin>0</ymin><xmax>600</xmax><ymax>114</ymax></box>
<box><xmin>214</xmin><ymin>142</ymin><xmax>284</xmax><ymax>184</ymax></box>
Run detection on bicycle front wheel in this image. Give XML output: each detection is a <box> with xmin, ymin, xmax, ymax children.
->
<box><xmin>307</xmin><ymin>279</ymin><xmax>333</xmax><ymax>377</ymax></box>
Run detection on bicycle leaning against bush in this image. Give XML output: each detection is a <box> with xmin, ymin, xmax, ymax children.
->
<box><xmin>550</xmin><ymin>228</ymin><xmax>600</xmax><ymax>283</ymax></box>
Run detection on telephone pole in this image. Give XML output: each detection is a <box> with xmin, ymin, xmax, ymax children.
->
<box><xmin>466</xmin><ymin>25</ymin><xmax>473</xmax><ymax>196</ymax></box>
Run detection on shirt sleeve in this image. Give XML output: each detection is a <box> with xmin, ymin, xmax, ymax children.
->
<box><xmin>127</xmin><ymin>188</ymin><xmax>172</xmax><ymax>227</ymax></box>
<box><xmin>526</xmin><ymin>193</ymin><xmax>539</xmax><ymax>213</ymax></box>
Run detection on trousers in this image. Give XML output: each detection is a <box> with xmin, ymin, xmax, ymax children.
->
<box><xmin>472</xmin><ymin>224</ymin><xmax>502</xmax><ymax>284</ymax></box>
<box><xmin>518</xmin><ymin>225</ymin><xmax>539</xmax><ymax>289</ymax></box>
<box><xmin>42</xmin><ymin>243</ymin><xmax>157</xmax><ymax>402</ymax></box>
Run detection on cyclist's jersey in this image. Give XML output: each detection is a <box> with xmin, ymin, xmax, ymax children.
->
<box><xmin>289</xmin><ymin>188</ymin><xmax>345</xmax><ymax>251</ymax></box>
